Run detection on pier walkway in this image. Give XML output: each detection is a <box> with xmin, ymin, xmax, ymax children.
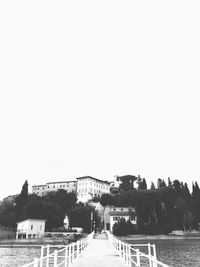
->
<box><xmin>71</xmin><ymin>233</ymin><xmax>124</xmax><ymax>267</ymax></box>
<box><xmin>22</xmin><ymin>231</ymin><xmax>170</xmax><ymax>267</ymax></box>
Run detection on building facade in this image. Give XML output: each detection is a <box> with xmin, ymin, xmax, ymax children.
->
<box><xmin>104</xmin><ymin>206</ymin><xmax>137</xmax><ymax>232</ymax></box>
<box><xmin>16</xmin><ymin>219</ymin><xmax>46</xmax><ymax>239</ymax></box>
<box><xmin>32</xmin><ymin>181</ymin><xmax>77</xmax><ymax>197</ymax></box>
<box><xmin>32</xmin><ymin>176</ymin><xmax>110</xmax><ymax>202</ymax></box>
<box><xmin>76</xmin><ymin>176</ymin><xmax>110</xmax><ymax>202</ymax></box>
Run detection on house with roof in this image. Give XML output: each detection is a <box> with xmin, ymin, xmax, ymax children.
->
<box><xmin>16</xmin><ymin>219</ymin><xmax>46</xmax><ymax>239</ymax></box>
<box><xmin>104</xmin><ymin>206</ymin><xmax>137</xmax><ymax>232</ymax></box>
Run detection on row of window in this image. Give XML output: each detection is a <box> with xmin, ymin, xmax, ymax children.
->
<box><xmin>33</xmin><ymin>183</ymin><xmax>76</xmax><ymax>191</ymax></box>
<box><xmin>78</xmin><ymin>181</ymin><xmax>109</xmax><ymax>190</ymax></box>
<box><xmin>78</xmin><ymin>188</ymin><xmax>102</xmax><ymax>194</ymax></box>
<box><xmin>112</xmin><ymin>216</ymin><xmax>136</xmax><ymax>221</ymax></box>
<box><xmin>112</xmin><ymin>208</ymin><xmax>132</xmax><ymax>211</ymax></box>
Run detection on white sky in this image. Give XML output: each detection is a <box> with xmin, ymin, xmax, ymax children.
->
<box><xmin>0</xmin><ymin>1</ymin><xmax>200</xmax><ymax>200</ymax></box>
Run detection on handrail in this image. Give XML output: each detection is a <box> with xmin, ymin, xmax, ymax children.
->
<box><xmin>22</xmin><ymin>231</ymin><xmax>94</xmax><ymax>267</ymax></box>
<box><xmin>105</xmin><ymin>231</ymin><xmax>170</xmax><ymax>267</ymax></box>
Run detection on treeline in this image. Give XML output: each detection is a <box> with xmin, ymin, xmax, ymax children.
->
<box><xmin>0</xmin><ymin>181</ymin><xmax>100</xmax><ymax>233</ymax></box>
<box><xmin>101</xmin><ymin>176</ymin><xmax>200</xmax><ymax>235</ymax></box>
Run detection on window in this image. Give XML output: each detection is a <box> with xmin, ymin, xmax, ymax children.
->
<box><xmin>40</xmin><ymin>225</ymin><xmax>42</xmax><ymax>230</ymax></box>
<box><xmin>121</xmin><ymin>208</ymin><xmax>123</xmax><ymax>211</ymax></box>
<box><xmin>113</xmin><ymin>208</ymin><xmax>116</xmax><ymax>211</ymax></box>
<box><xmin>113</xmin><ymin>217</ymin><xmax>119</xmax><ymax>221</ymax></box>
<box><xmin>31</xmin><ymin>225</ymin><xmax>33</xmax><ymax>230</ymax></box>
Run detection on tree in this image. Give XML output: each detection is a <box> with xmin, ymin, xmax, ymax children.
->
<box><xmin>21</xmin><ymin>180</ymin><xmax>28</xmax><ymax>198</ymax></box>
<box><xmin>100</xmin><ymin>194</ymin><xmax>115</xmax><ymax>207</ymax></box>
<box><xmin>138</xmin><ymin>178</ymin><xmax>147</xmax><ymax>190</ymax></box>
<box><xmin>168</xmin><ymin>178</ymin><xmax>172</xmax><ymax>187</ymax></box>
<box><xmin>67</xmin><ymin>203</ymin><xmax>100</xmax><ymax>233</ymax></box>
<box><xmin>15</xmin><ymin>180</ymin><xmax>29</xmax><ymax>217</ymax></box>
<box><xmin>43</xmin><ymin>190</ymin><xmax>77</xmax><ymax>213</ymax></box>
<box><xmin>118</xmin><ymin>175</ymin><xmax>137</xmax><ymax>191</ymax></box>
<box><xmin>173</xmin><ymin>180</ymin><xmax>182</xmax><ymax>193</ymax></box>
<box><xmin>157</xmin><ymin>179</ymin><xmax>166</xmax><ymax>189</ymax></box>
<box><xmin>150</xmin><ymin>182</ymin><xmax>156</xmax><ymax>190</ymax></box>
<box><xmin>22</xmin><ymin>200</ymin><xmax>65</xmax><ymax>230</ymax></box>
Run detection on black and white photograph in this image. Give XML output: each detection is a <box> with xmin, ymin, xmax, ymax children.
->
<box><xmin>0</xmin><ymin>1</ymin><xmax>200</xmax><ymax>266</ymax></box>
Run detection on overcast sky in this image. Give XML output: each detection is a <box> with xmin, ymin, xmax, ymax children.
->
<box><xmin>0</xmin><ymin>1</ymin><xmax>200</xmax><ymax>200</ymax></box>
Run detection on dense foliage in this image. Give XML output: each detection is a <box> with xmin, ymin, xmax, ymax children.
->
<box><xmin>0</xmin><ymin>181</ymin><xmax>98</xmax><ymax>232</ymax></box>
<box><xmin>1</xmin><ymin>176</ymin><xmax>200</xmax><ymax>236</ymax></box>
<box><xmin>101</xmin><ymin>176</ymin><xmax>200</xmax><ymax>235</ymax></box>
<box><xmin>67</xmin><ymin>202</ymin><xmax>100</xmax><ymax>233</ymax></box>
<box><xmin>113</xmin><ymin>218</ymin><xmax>137</xmax><ymax>236</ymax></box>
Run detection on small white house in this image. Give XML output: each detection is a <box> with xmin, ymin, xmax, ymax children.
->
<box><xmin>108</xmin><ymin>207</ymin><xmax>137</xmax><ymax>232</ymax></box>
<box><xmin>16</xmin><ymin>219</ymin><xmax>46</xmax><ymax>239</ymax></box>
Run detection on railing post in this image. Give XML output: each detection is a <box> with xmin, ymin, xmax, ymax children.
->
<box><xmin>119</xmin><ymin>240</ymin><xmax>122</xmax><ymax>257</ymax></box>
<box><xmin>72</xmin><ymin>243</ymin><xmax>75</xmax><ymax>262</ymax></box>
<box><xmin>65</xmin><ymin>246</ymin><xmax>68</xmax><ymax>267</ymax></box>
<box><xmin>54</xmin><ymin>250</ymin><xmax>57</xmax><ymax>267</ymax></box>
<box><xmin>77</xmin><ymin>241</ymin><xmax>80</xmax><ymax>257</ymax></box>
<box><xmin>123</xmin><ymin>243</ymin><xmax>126</xmax><ymax>262</ymax></box>
<box><xmin>80</xmin><ymin>239</ymin><xmax>82</xmax><ymax>254</ymax></box>
<box><xmin>40</xmin><ymin>246</ymin><xmax>44</xmax><ymax>267</ymax></box>
<box><xmin>148</xmin><ymin>243</ymin><xmax>152</xmax><ymax>267</ymax></box>
<box><xmin>136</xmin><ymin>249</ymin><xmax>140</xmax><ymax>267</ymax></box>
<box><xmin>70</xmin><ymin>244</ymin><xmax>73</xmax><ymax>264</ymax></box>
<box><xmin>128</xmin><ymin>245</ymin><xmax>131</xmax><ymax>267</ymax></box>
<box><xmin>152</xmin><ymin>244</ymin><xmax>157</xmax><ymax>267</ymax></box>
<box><xmin>46</xmin><ymin>245</ymin><xmax>49</xmax><ymax>267</ymax></box>
<box><xmin>33</xmin><ymin>258</ymin><xmax>39</xmax><ymax>267</ymax></box>
<box><xmin>125</xmin><ymin>243</ymin><xmax>127</xmax><ymax>264</ymax></box>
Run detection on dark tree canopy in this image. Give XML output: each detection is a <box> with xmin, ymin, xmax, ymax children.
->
<box><xmin>118</xmin><ymin>175</ymin><xmax>137</xmax><ymax>191</ymax></box>
<box><xmin>67</xmin><ymin>203</ymin><xmax>100</xmax><ymax>233</ymax></box>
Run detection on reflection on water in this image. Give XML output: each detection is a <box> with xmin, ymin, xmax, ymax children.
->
<box><xmin>127</xmin><ymin>239</ymin><xmax>200</xmax><ymax>267</ymax></box>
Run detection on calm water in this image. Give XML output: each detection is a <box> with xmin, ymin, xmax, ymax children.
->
<box><xmin>126</xmin><ymin>239</ymin><xmax>200</xmax><ymax>267</ymax></box>
<box><xmin>0</xmin><ymin>247</ymin><xmax>41</xmax><ymax>267</ymax></box>
<box><xmin>0</xmin><ymin>240</ymin><xmax>200</xmax><ymax>266</ymax></box>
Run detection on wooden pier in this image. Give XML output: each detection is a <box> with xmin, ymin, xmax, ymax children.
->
<box><xmin>22</xmin><ymin>231</ymin><xmax>170</xmax><ymax>267</ymax></box>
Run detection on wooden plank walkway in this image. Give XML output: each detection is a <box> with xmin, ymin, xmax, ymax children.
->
<box><xmin>71</xmin><ymin>233</ymin><xmax>125</xmax><ymax>267</ymax></box>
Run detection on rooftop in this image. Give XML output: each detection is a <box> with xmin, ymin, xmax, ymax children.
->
<box><xmin>17</xmin><ymin>218</ymin><xmax>46</xmax><ymax>224</ymax></box>
<box><xmin>76</xmin><ymin>176</ymin><xmax>111</xmax><ymax>184</ymax></box>
<box><xmin>47</xmin><ymin>181</ymin><xmax>77</xmax><ymax>184</ymax></box>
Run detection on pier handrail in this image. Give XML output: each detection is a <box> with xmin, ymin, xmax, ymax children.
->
<box><xmin>106</xmin><ymin>231</ymin><xmax>170</xmax><ymax>267</ymax></box>
<box><xmin>22</xmin><ymin>231</ymin><xmax>94</xmax><ymax>267</ymax></box>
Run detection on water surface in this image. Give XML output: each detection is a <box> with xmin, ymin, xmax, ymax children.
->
<box><xmin>126</xmin><ymin>239</ymin><xmax>200</xmax><ymax>267</ymax></box>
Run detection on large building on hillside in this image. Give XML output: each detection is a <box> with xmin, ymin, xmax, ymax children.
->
<box><xmin>76</xmin><ymin>176</ymin><xmax>111</xmax><ymax>202</ymax></box>
<box><xmin>32</xmin><ymin>180</ymin><xmax>77</xmax><ymax>197</ymax></box>
<box><xmin>32</xmin><ymin>176</ymin><xmax>110</xmax><ymax>202</ymax></box>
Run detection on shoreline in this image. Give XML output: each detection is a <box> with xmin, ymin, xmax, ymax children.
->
<box><xmin>118</xmin><ymin>234</ymin><xmax>200</xmax><ymax>240</ymax></box>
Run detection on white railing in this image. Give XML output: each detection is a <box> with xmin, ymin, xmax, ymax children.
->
<box><xmin>22</xmin><ymin>231</ymin><xmax>94</xmax><ymax>267</ymax></box>
<box><xmin>106</xmin><ymin>231</ymin><xmax>170</xmax><ymax>267</ymax></box>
